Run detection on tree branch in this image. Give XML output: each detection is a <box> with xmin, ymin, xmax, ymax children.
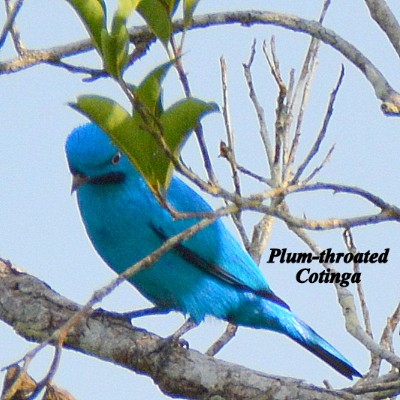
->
<box><xmin>186</xmin><ymin>11</ymin><xmax>400</xmax><ymax>112</ymax></box>
<box><xmin>0</xmin><ymin>0</ymin><xmax>24</xmax><ymax>51</ymax></box>
<box><xmin>1</xmin><ymin>11</ymin><xmax>399</xmax><ymax>113</ymax></box>
<box><xmin>363</xmin><ymin>0</ymin><xmax>400</xmax><ymax>59</ymax></box>
<box><xmin>0</xmin><ymin>259</ymin><xmax>376</xmax><ymax>400</ymax></box>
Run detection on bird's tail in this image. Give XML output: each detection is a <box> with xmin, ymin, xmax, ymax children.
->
<box><xmin>230</xmin><ymin>296</ymin><xmax>361</xmax><ymax>379</ymax></box>
<box><xmin>283</xmin><ymin>315</ymin><xmax>361</xmax><ymax>379</ymax></box>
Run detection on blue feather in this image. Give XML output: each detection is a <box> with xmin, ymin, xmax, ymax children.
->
<box><xmin>65</xmin><ymin>123</ymin><xmax>361</xmax><ymax>379</ymax></box>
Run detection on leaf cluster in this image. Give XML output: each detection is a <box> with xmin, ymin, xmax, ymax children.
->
<box><xmin>66</xmin><ymin>0</ymin><xmax>210</xmax><ymax>196</ymax></box>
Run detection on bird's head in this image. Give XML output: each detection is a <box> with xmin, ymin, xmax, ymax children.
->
<box><xmin>65</xmin><ymin>123</ymin><xmax>129</xmax><ymax>193</ymax></box>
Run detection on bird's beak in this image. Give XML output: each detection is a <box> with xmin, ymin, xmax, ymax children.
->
<box><xmin>71</xmin><ymin>173</ymin><xmax>89</xmax><ymax>194</ymax></box>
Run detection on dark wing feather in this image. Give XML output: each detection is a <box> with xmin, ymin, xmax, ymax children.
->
<box><xmin>150</xmin><ymin>224</ymin><xmax>290</xmax><ymax>310</ymax></box>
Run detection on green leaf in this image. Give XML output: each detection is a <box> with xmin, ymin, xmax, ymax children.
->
<box><xmin>101</xmin><ymin>25</ymin><xmax>130</xmax><ymax>78</ymax></box>
<box><xmin>137</xmin><ymin>0</ymin><xmax>172</xmax><ymax>45</ymax></box>
<box><xmin>158</xmin><ymin>98</ymin><xmax>219</xmax><ymax>188</ymax></box>
<box><xmin>66</xmin><ymin>0</ymin><xmax>106</xmax><ymax>51</ymax></box>
<box><xmin>167</xmin><ymin>0</ymin><xmax>181</xmax><ymax>16</ymax></box>
<box><xmin>119</xmin><ymin>0</ymin><xmax>141</xmax><ymax>22</ymax></box>
<box><xmin>70</xmin><ymin>95</ymin><xmax>158</xmax><ymax>187</ymax></box>
<box><xmin>100</xmin><ymin>30</ymin><xmax>116</xmax><ymax>77</ymax></box>
<box><xmin>70</xmin><ymin>96</ymin><xmax>134</xmax><ymax>135</ymax></box>
<box><xmin>161</xmin><ymin>98</ymin><xmax>218</xmax><ymax>151</ymax></box>
<box><xmin>69</xmin><ymin>0</ymin><xmax>140</xmax><ymax>78</ymax></box>
<box><xmin>69</xmin><ymin>95</ymin><xmax>171</xmax><ymax>194</ymax></box>
<box><xmin>71</xmin><ymin>95</ymin><xmax>217</xmax><ymax>195</ymax></box>
<box><xmin>112</xmin><ymin>0</ymin><xmax>141</xmax><ymax>32</ymax></box>
<box><xmin>133</xmin><ymin>61</ymin><xmax>174</xmax><ymax>117</ymax></box>
<box><xmin>183</xmin><ymin>0</ymin><xmax>200</xmax><ymax>26</ymax></box>
<box><xmin>102</xmin><ymin>0</ymin><xmax>141</xmax><ymax>78</ymax></box>
<box><xmin>114</xmin><ymin>23</ymin><xmax>130</xmax><ymax>74</ymax></box>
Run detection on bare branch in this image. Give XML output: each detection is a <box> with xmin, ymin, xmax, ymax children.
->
<box><xmin>285</xmin><ymin>21</ymin><xmax>322</xmax><ymax>179</ymax></box>
<box><xmin>363</xmin><ymin>0</ymin><xmax>400</xmax><ymax>58</ymax></box>
<box><xmin>291</xmin><ymin>65</ymin><xmax>345</xmax><ymax>184</ymax></box>
<box><xmin>264</xmin><ymin>37</ymin><xmax>287</xmax><ymax>176</ymax></box>
<box><xmin>2</xmin><ymin>260</ymin><xmax>397</xmax><ymax>400</ymax></box>
<box><xmin>379</xmin><ymin>301</ymin><xmax>400</xmax><ymax>373</ymax></box>
<box><xmin>218</xmin><ymin>149</ymin><xmax>272</xmax><ymax>185</ymax></box>
<box><xmin>303</xmin><ymin>144</ymin><xmax>335</xmax><ymax>183</ymax></box>
<box><xmin>288</xmin><ymin>222</ymin><xmax>400</xmax><ymax>385</ymax></box>
<box><xmin>206</xmin><ymin>323</ymin><xmax>238</xmax><ymax>356</ymax></box>
<box><xmin>243</xmin><ymin>41</ymin><xmax>274</xmax><ymax>175</ymax></box>
<box><xmin>0</xmin><ymin>0</ymin><xmax>24</xmax><ymax>51</ymax></box>
<box><xmin>1</xmin><ymin>11</ymin><xmax>399</xmax><ymax>113</ymax></box>
<box><xmin>219</xmin><ymin>57</ymin><xmax>251</xmax><ymax>250</ymax></box>
<box><xmin>343</xmin><ymin>229</ymin><xmax>373</xmax><ymax>338</ymax></box>
<box><xmin>220</xmin><ymin>57</ymin><xmax>241</xmax><ymax>196</ymax></box>
<box><xmin>170</xmin><ymin>36</ymin><xmax>217</xmax><ymax>186</ymax></box>
<box><xmin>266</xmin><ymin>37</ymin><xmax>291</xmax><ymax>174</ymax></box>
<box><xmin>28</xmin><ymin>343</ymin><xmax>63</xmax><ymax>399</ymax></box>
<box><xmin>279</xmin><ymin>181</ymin><xmax>396</xmax><ymax>210</ymax></box>
<box><xmin>0</xmin><ymin>26</ymin><xmax>155</xmax><ymax>74</ymax></box>
<box><xmin>249</xmin><ymin>214</ymin><xmax>275</xmax><ymax>263</ymax></box>
<box><xmin>186</xmin><ymin>11</ymin><xmax>400</xmax><ymax>112</ymax></box>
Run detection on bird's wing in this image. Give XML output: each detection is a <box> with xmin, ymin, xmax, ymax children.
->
<box><xmin>150</xmin><ymin>176</ymin><xmax>290</xmax><ymax>310</ymax></box>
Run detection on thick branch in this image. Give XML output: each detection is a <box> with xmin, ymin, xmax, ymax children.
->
<box><xmin>363</xmin><ymin>0</ymin><xmax>400</xmax><ymax>58</ymax></box>
<box><xmin>187</xmin><ymin>11</ymin><xmax>400</xmax><ymax>110</ymax></box>
<box><xmin>0</xmin><ymin>259</ymin><xmax>368</xmax><ymax>400</ymax></box>
<box><xmin>1</xmin><ymin>11</ymin><xmax>400</xmax><ymax>113</ymax></box>
<box><xmin>0</xmin><ymin>26</ymin><xmax>155</xmax><ymax>74</ymax></box>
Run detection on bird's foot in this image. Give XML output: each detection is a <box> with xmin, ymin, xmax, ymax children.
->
<box><xmin>166</xmin><ymin>319</ymin><xmax>198</xmax><ymax>349</ymax></box>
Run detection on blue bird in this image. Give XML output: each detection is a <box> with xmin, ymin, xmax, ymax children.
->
<box><xmin>65</xmin><ymin>123</ymin><xmax>361</xmax><ymax>379</ymax></box>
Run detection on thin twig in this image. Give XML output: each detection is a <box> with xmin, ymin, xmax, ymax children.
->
<box><xmin>278</xmin><ymin>181</ymin><xmax>394</xmax><ymax>210</ymax></box>
<box><xmin>263</xmin><ymin>37</ymin><xmax>287</xmax><ymax>179</ymax></box>
<box><xmin>220</xmin><ymin>57</ymin><xmax>241</xmax><ymax>196</ymax></box>
<box><xmin>0</xmin><ymin>0</ymin><xmax>24</xmax><ymax>51</ymax></box>
<box><xmin>46</xmin><ymin>60</ymin><xmax>107</xmax><ymax>80</ymax></box>
<box><xmin>28</xmin><ymin>343</ymin><xmax>63</xmax><ymax>398</ymax></box>
<box><xmin>343</xmin><ymin>229</ymin><xmax>373</xmax><ymax>338</ymax></box>
<box><xmin>271</xmin><ymin>37</ymin><xmax>291</xmax><ymax>173</ymax></box>
<box><xmin>285</xmin><ymin>0</ymin><xmax>332</xmax><ymax>183</ymax></box>
<box><xmin>243</xmin><ymin>41</ymin><xmax>274</xmax><ymax>174</ymax></box>
<box><xmin>255</xmin><ymin>204</ymin><xmax>399</xmax><ymax>231</ymax></box>
<box><xmin>285</xmin><ymin>0</ymin><xmax>330</xmax><ymax>180</ymax></box>
<box><xmin>157</xmin><ymin>177</ymin><xmax>400</xmax><ymax>231</ymax></box>
<box><xmin>227</xmin><ymin>156</ymin><xmax>272</xmax><ymax>185</ymax></box>
<box><xmin>170</xmin><ymin>36</ymin><xmax>217</xmax><ymax>185</ymax></box>
<box><xmin>303</xmin><ymin>144</ymin><xmax>335</xmax><ymax>183</ymax></box>
<box><xmin>219</xmin><ymin>57</ymin><xmax>250</xmax><ymax>249</ymax></box>
<box><xmin>380</xmin><ymin>301</ymin><xmax>400</xmax><ymax>371</ymax></box>
<box><xmin>206</xmin><ymin>323</ymin><xmax>238</xmax><ymax>356</ymax></box>
<box><xmin>291</xmin><ymin>65</ymin><xmax>345</xmax><ymax>184</ymax></box>
<box><xmin>287</xmin><ymin>213</ymin><xmax>400</xmax><ymax>372</ymax></box>
<box><xmin>1</xmin><ymin>10</ymin><xmax>400</xmax><ymax>113</ymax></box>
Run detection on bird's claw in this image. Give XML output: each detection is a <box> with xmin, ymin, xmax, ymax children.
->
<box><xmin>165</xmin><ymin>318</ymin><xmax>197</xmax><ymax>348</ymax></box>
<box><xmin>166</xmin><ymin>334</ymin><xmax>189</xmax><ymax>349</ymax></box>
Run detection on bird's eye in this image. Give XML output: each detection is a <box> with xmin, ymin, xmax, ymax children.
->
<box><xmin>111</xmin><ymin>152</ymin><xmax>121</xmax><ymax>165</ymax></box>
